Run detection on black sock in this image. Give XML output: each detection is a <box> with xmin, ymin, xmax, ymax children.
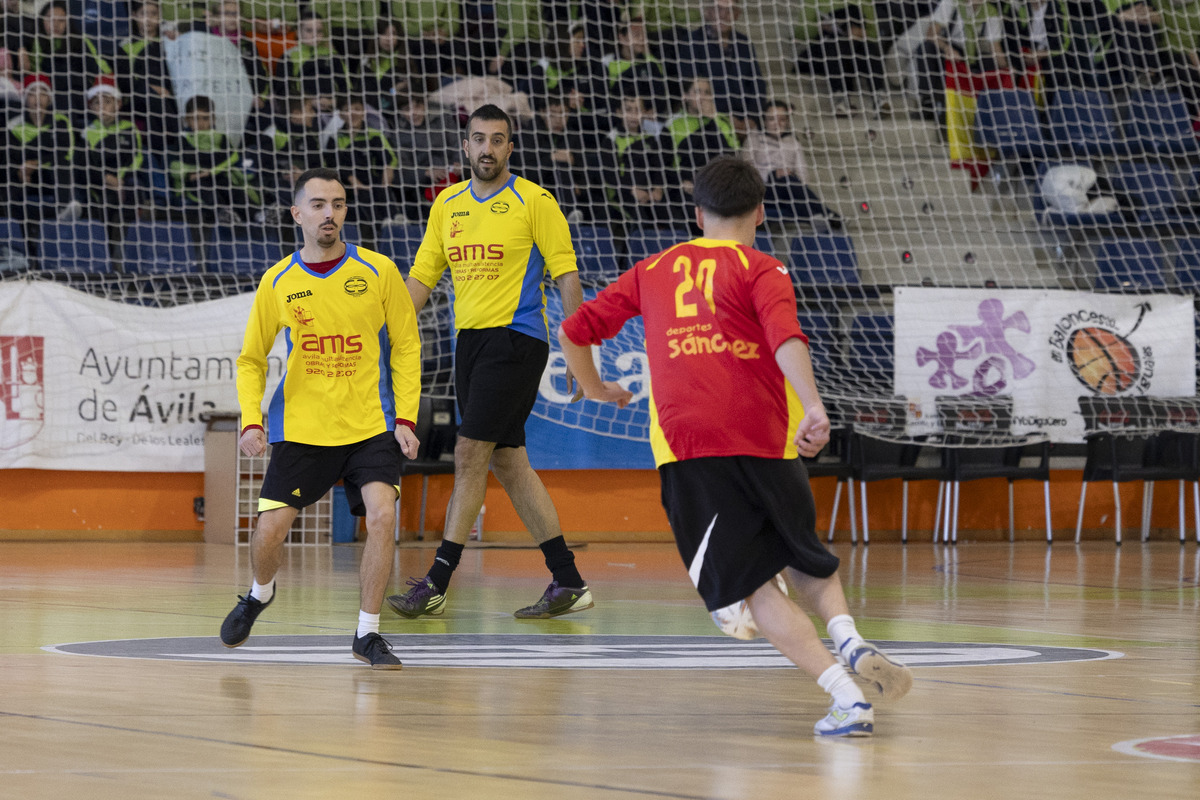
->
<box><xmin>427</xmin><ymin>540</ymin><xmax>464</xmax><ymax>593</ymax></box>
<box><xmin>539</xmin><ymin>535</ymin><xmax>584</xmax><ymax>588</ymax></box>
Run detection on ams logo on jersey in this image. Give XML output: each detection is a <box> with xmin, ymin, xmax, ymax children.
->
<box><xmin>447</xmin><ymin>243</ymin><xmax>504</xmax><ymax>262</ymax></box>
<box><xmin>299</xmin><ymin>333</ymin><xmax>363</xmax><ymax>354</ymax></box>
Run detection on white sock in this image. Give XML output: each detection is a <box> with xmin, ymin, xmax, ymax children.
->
<box><xmin>250</xmin><ymin>580</ymin><xmax>274</xmax><ymax>603</ymax></box>
<box><xmin>356</xmin><ymin>610</ymin><xmax>380</xmax><ymax>639</ymax></box>
<box><xmin>818</xmin><ymin>663</ymin><xmax>866</xmax><ymax>707</ymax></box>
<box><xmin>826</xmin><ymin>614</ymin><xmax>865</xmax><ymax>659</ymax></box>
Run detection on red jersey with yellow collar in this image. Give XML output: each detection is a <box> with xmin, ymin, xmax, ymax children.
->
<box><xmin>562</xmin><ymin>237</ymin><xmax>809</xmax><ymax>466</ymax></box>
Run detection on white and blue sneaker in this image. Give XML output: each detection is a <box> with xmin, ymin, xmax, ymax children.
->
<box><xmin>844</xmin><ymin>642</ymin><xmax>913</xmax><ymax>704</ymax></box>
<box><xmin>814</xmin><ymin>702</ymin><xmax>874</xmax><ymax>737</ymax></box>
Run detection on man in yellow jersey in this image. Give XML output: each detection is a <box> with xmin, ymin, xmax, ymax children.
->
<box><xmin>220</xmin><ymin>167</ymin><xmax>422</xmax><ymax>669</ymax></box>
<box><xmin>386</xmin><ymin>104</ymin><xmax>594</xmax><ymax>620</ymax></box>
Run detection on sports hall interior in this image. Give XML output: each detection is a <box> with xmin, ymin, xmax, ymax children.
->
<box><xmin>2</xmin><ymin>1</ymin><xmax>1199</xmax><ymax>798</ymax></box>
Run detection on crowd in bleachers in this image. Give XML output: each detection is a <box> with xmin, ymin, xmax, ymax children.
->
<box><xmin>3</xmin><ymin>0</ymin><xmax>1200</xmax><ymax>288</ymax></box>
<box><xmin>0</xmin><ymin>0</ymin><xmax>860</xmax><ymax>277</ymax></box>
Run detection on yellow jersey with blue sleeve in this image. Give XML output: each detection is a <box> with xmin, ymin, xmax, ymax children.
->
<box><xmin>407</xmin><ymin>174</ymin><xmax>578</xmax><ymax>342</ymax></box>
<box><xmin>236</xmin><ymin>243</ymin><xmax>422</xmax><ymax>446</ymax></box>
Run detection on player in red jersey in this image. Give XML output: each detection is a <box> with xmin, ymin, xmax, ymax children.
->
<box><xmin>558</xmin><ymin>156</ymin><xmax>912</xmax><ymax>737</ymax></box>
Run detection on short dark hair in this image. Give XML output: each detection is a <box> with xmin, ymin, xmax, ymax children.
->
<box><xmin>294</xmin><ymin>167</ymin><xmax>344</xmax><ymax>202</ymax></box>
<box><xmin>465</xmin><ymin>104</ymin><xmax>512</xmax><ymax>141</ymax></box>
<box><xmin>184</xmin><ymin>95</ymin><xmax>213</xmax><ymax>115</ymax></box>
<box><xmin>692</xmin><ymin>156</ymin><xmax>764</xmax><ymax>219</ymax></box>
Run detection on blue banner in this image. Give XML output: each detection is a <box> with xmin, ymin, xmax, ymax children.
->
<box><xmin>527</xmin><ymin>289</ymin><xmax>655</xmax><ymax>469</ymax></box>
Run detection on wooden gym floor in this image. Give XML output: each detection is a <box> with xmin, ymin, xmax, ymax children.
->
<box><xmin>2</xmin><ymin>539</ymin><xmax>1198</xmax><ymax>799</ymax></box>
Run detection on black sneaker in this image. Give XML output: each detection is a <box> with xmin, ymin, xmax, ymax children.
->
<box><xmin>385</xmin><ymin>576</ymin><xmax>446</xmax><ymax>618</ymax></box>
<box><xmin>220</xmin><ymin>591</ymin><xmax>273</xmax><ymax>648</ymax></box>
<box><xmin>513</xmin><ymin>581</ymin><xmax>594</xmax><ymax>619</ymax></box>
<box><xmin>352</xmin><ymin>632</ymin><xmax>403</xmax><ymax>670</ymax></box>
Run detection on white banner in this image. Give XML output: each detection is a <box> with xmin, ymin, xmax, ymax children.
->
<box><xmin>895</xmin><ymin>288</ymin><xmax>1196</xmax><ymax>442</ymax></box>
<box><xmin>165</xmin><ymin>32</ymin><xmax>256</xmax><ymax>147</ymax></box>
<box><xmin>0</xmin><ymin>282</ymin><xmax>282</xmax><ymax>471</ymax></box>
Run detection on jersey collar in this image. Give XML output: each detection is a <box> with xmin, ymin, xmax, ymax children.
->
<box><xmin>292</xmin><ymin>242</ymin><xmax>356</xmax><ymax>278</ymax></box>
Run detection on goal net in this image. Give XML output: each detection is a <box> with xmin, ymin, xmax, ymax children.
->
<box><xmin>1</xmin><ymin>0</ymin><xmax>1197</xmax><ymax>449</ymax></box>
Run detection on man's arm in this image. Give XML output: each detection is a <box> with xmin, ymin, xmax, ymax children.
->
<box><xmin>235</xmin><ymin>281</ymin><xmax>281</xmax><ymax>457</ymax></box>
<box><xmin>774</xmin><ymin>337</ymin><xmax>830</xmax><ymax>458</ymax></box>
<box><xmin>555</xmin><ymin>271</ymin><xmax>585</xmax><ymax>401</ymax></box>
<box><xmin>405</xmin><ymin>275</ymin><xmax>433</xmax><ymax>313</ymax></box>
<box><xmin>557</xmin><ymin>324</ymin><xmax>633</xmax><ymax>407</ymax></box>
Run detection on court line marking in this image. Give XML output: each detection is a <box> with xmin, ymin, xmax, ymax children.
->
<box><xmin>1112</xmin><ymin>735</ymin><xmax>1200</xmax><ymax>762</ymax></box>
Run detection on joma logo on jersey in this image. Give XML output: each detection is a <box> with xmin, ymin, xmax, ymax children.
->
<box><xmin>286</xmin><ymin>289</ymin><xmax>313</xmax><ymax>303</ymax></box>
<box><xmin>447</xmin><ymin>244</ymin><xmax>504</xmax><ymax>261</ymax></box>
<box><xmin>299</xmin><ymin>333</ymin><xmax>363</xmax><ymax>354</ymax></box>
<box><xmin>667</xmin><ymin>333</ymin><xmax>760</xmax><ymax>360</ymax></box>
<box><xmin>451</xmin><ymin>211</ymin><xmax>470</xmax><ymax>218</ymax></box>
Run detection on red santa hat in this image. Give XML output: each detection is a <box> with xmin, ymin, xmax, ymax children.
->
<box><xmin>86</xmin><ymin>74</ymin><xmax>121</xmax><ymax>102</ymax></box>
<box><xmin>23</xmin><ymin>73</ymin><xmax>53</xmax><ymax>98</ymax></box>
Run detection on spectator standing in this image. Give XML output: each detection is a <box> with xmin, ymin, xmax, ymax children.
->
<box><xmin>675</xmin><ymin>0</ymin><xmax>768</xmax><ymax>127</ymax></box>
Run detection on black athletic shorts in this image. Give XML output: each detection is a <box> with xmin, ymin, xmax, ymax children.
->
<box><xmin>455</xmin><ymin>327</ymin><xmax>548</xmax><ymax>449</ymax></box>
<box><xmin>259</xmin><ymin>431</ymin><xmax>401</xmax><ymax>516</ymax></box>
<box><xmin>658</xmin><ymin>455</ymin><xmax>841</xmax><ymax>611</ymax></box>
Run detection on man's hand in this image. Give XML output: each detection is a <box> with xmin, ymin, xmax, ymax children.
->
<box><xmin>563</xmin><ymin>367</ymin><xmax>585</xmax><ymax>403</ymax></box>
<box><xmin>239</xmin><ymin>427</ymin><xmax>267</xmax><ymax>457</ymax></box>
<box><xmin>586</xmin><ymin>381</ymin><xmax>634</xmax><ymax>408</ymax></box>
<box><xmin>395</xmin><ymin>425</ymin><xmax>419</xmax><ymax>459</ymax></box>
<box><xmin>793</xmin><ymin>402</ymin><xmax>831</xmax><ymax>458</ymax></box>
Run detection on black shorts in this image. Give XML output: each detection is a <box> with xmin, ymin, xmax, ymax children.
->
<box><xmin>455</xmin><ymin>327</ymin><xmax>548</xmax><ymax>449</ymax></box>
<box><xmin>658</xmin><ymin>456</ymin><xmax>840</xmax><ymax>611</ymax></box>
<box><xmin>260</xmin><ymin>431</ymin><xmax>401</xmax><ymax>516</ymax></box>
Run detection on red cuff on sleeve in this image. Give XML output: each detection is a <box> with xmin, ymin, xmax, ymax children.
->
<box><xmin>241</xmin><ymin>423</ymin><xmax>264</xmax><ymax>437</ymax></box>
<box><xmin>396</xmin><ymin>418</ymin><xmax>416</xmax><ymax>432</ymax></box>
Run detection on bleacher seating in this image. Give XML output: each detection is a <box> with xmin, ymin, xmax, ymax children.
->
<box><xmin>376</xmin><ymin>223</ymin><xmax>426</xmax><ymax>268</ymax></box>
<box><xmin>122</xmin><ymin>221</ymin><xmax>200</xmax><ymax>274</ymax></box>
<box><xmin>1108</xmin><ymin>161</ymin><xmax>1198</xmax><ymax>234</ymax></box>
<box><xmin>624</xmin><ymin>227</ymin><xmax>691</xmax><ymax>264</ymax></box>
<box><xmin>1092</xmin><ymin>237</ymin><xmax>1167</xmax><ymax>290</ymax></box>
<box><xmin>1047</xmin><ymin>89</ymin><xmax>1135</xmax><ymax>159</ymax></box>
<box><xmin>0</xmin><ymin>218</ymin><xmax>26</xmax><ymax>262</ymax></box>
<box><xmin>973</xmin><ymin>88</ymin><xmax>1052</xmax><ymax>165</ymax></box>
<box><xmin>38</xmin><ymin>221</ymin><xmax>113</xmax><ymax>274</ymax></box>
<box><xmin>208</xmin><ymin>228</ymin><xmax>284</xmax><ymax>275</ymax></box>
<box><xmin>1124</xmin><ymin>89</ymin><xmax>1200</xmax><ymax>157</ymax></box>
<box><xmin>572</xmin><ymin>225</ymin><xmax>620</xmax><ymax>283</ymax></box>
<box><xmin>789</xmin><ymin>233</ymin><xmax>859</xmax><ymax>289</ymax></box>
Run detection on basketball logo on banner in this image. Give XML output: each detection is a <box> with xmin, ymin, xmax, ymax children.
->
<box><xmin>1054</xmin><ymin>301</ymin><xmax>1151</xmax><ymax>396</ymax></box>
<box><xmin>0</xmin><ymin>336</ymin><xmax>45</xmax><ymax>449</ymax></box>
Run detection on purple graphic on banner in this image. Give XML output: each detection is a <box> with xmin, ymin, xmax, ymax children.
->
<box><xmin>951</xmin><ymin>299</ymin><xmax>1036</xmax><ymax>379</ymax></box>
<box><xmin>915</xmin><ymin>332</ymin><xmax>982</xmax><ymax>389</ymax></box>
<box><xmin>915</xmin><ymin>299</ymin><xmax>1035</xmax><ymax>395</ymax></box>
